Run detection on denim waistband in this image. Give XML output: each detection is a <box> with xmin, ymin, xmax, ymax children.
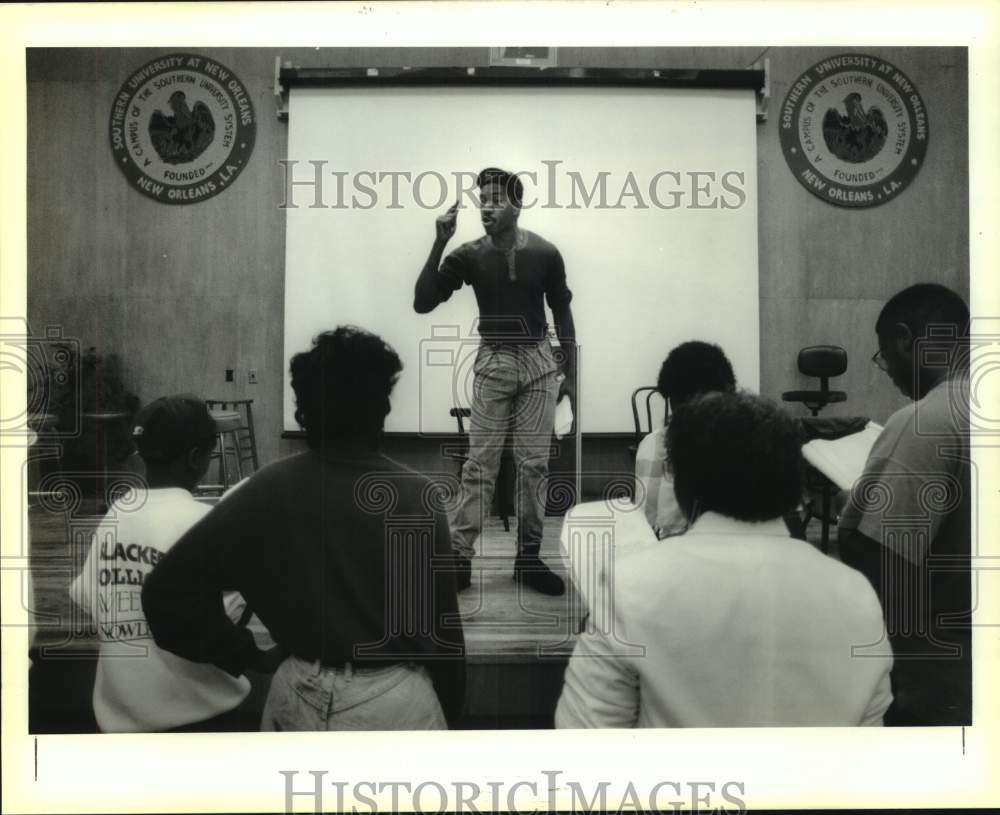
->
<box><xmin>306</xmin><ymin>659</ymin><xmax>407</xmax><ymax>678</ymax></box>
<box><xmin>279</xmin><ymin>656</ymin><xmax>424</xmax><ymax>716</ymax></box>
<box><xmin>480</xmin><ymin>335</ymin><xmax>556</xmax><ymax>350</ymax></box>
<box><xmin>480</xmin><ymin>340</ymin><xmax>546</xmax><ymax>349</ymax></box>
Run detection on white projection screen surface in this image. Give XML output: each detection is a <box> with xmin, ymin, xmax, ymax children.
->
<box><xmin>283</xmin><ymin>85</ymin><xmax>759</xmax><ymax>434</ymax></box>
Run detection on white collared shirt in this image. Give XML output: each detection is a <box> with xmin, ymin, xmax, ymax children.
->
<box><xmin>556</xmin><ymin>512</ymin><xmax>893</xmax><ymax>728</ymax></box>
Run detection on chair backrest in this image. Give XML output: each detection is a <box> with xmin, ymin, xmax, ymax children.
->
<box><xmin>797</xmin><ymin>346</ymin><xmax>847</xmax><ymax>391</ymax></box>
<box><xmin>630</xmin><ymin>386</ymin><xmax>664</xmax><ymax>447</ymax></box>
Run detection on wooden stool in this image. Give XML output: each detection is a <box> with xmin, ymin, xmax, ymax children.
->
<box><xmin>206</xmin><ymin>399</ymin><xmax>259</xmax><ymax>470</ymax></box>
<box><xmin>198</xmin><ymin>400</ymin><xmax>260</xmax><ymax>495</ymax></box>
<box><xmin>207</xmin><ymin>409</ymin><xmax>244</xmax><ymax>492</ymax></box>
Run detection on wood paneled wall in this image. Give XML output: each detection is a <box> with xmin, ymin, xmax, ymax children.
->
<box><xmin>27</xmin><ymin>47</ymin><xmax>968</xmax><ymax>467</ymax></box>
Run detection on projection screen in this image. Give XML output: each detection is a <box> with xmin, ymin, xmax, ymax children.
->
<box><xmin>283</xmin><ymin>84</ymin><xmax>759</xmax><ymax>433</ymax></box>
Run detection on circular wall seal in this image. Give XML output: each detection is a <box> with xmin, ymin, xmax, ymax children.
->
<box><xmin>779</xmin><ymin>54</ymin><xmax>928</xmax><ymax>208</ymax></box>
<box><xmin>109</xmin><ymin>54</ymin><xmax>255</xmax><ymax>204</ymax></box>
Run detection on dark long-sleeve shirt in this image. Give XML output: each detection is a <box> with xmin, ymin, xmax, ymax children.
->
<box><xmin>414</xmin><ymin>230</ymin><xmax>573</xmax><ymax>341</ymax></box>
<box><xmin>141</xmin><ymin>448</ymin><xmax>466</xmax><ymax>722</ymax></box>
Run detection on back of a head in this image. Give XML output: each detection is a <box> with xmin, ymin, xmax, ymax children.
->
<box><xmin>132</xmin><ymin>394</ymin><xmax>217</xmax><ymax>471</ymax></box>
<box><xmin>667</xmin><ymin>391</ymin><xmax>802</xmax><ymax>523</ymax></box>
<box><xmin>657</xmin><ymin>341</ymin><xmax>736</xmax><ymax>408</ymax></box>
<box><xmin>290</xmin><ymin>325</ymin><xmax>403</xmax><ymax>448</ymax></box>
<box><xmin>876</xmin><ymin>283</ymin><xmax>969</xmax><ymax>342</ymax></box>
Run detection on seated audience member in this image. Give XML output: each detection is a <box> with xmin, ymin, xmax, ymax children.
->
<box><xmin>634</xmin><ymin>341</ymin><xmax>736</xmax><ymax>538</ymax></box>
<box><xmin>69</xmin><ymin>395</ymin><xmax>255</xmax><ymax>732</ymax></box>
<box><xmin>838</xmin><ymin>283</ymin><xmax>971</xmax><ymax>726</ymax></box>
<box><xmin>557</xmin><ymin>391</ymin><xmax>893</xmax><ymax>728</ymax></box>
<box><xmin>143</xmin><ymin>327</ymin><xmax>466</xmax><ymax>730</ymax></box>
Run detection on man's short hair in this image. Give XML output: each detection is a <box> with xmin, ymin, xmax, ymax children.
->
<box><xmin>290</xmin><ymin>326</ymin><xmax>402</xmax><ymax>448</ymax></box>
<box><xmin>875</xmin><ymin>283</ymin><xmax>969</xmax><ymax>340</ymax></box>
<box><xmin>131</xmin><ymin>394</ymin><xmax>217</xmax><ymax>466</ymax></box>
<box><xmin>667</xmin><ymin>391</ymin><xmax>802</xmax><ymax>523</ymax></box>
<box><xmin>656</xmin><ymin>341</ymin><xmax>736</xmax><ymax>408</ymax></box>
<box><xmin>478</xmin><ymin>167</ymin><xmax>524</xmax><ymax>208</ymax></box>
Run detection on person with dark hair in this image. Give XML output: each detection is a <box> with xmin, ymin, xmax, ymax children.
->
<box><xmin>289</xmin><ymin>324</ymin><xmax>405</xmax><ymax>448</ymax></box>
<box><xmin>69</xmin><ymin>394</ymin><xmax>258</xmax><ymax>732</ymax></box>
<box><xmin>413</xmin><ymin>167</ymin><xmax>576</xmax><ymax>595</ymax></box>
<box><xmin>143</xmin><ymin>327</ymin><xmax>466</xmax><ymax>730</ymax></box>
<box><xmin>556</xmin><ymin>391</ymin><xmax>893</xmax><ymax>728</ymax></box>
<box><xmin>668</xmin><ymin>391</ymin><xmax>804</xmax><ymax>523</ymax></box>
<box><xmin>635</xmin><ymin>341</ymin><xmax>736</xmax><ymax>537</ymax></box>
<box><xmin>839</xmin><ymin>283</ymin><xmax>971</xmax><ymax>726</ymax></box>
<box><xmin>656</xmin><ymin>340</ymin><xmax>737</xmax><ymax>407</ymax></box>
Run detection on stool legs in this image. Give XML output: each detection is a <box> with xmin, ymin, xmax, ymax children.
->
<box><xmin>232</xmin><ymin>434</ymin><xmax>243</xmax><ymax>483</ymax></box>
<box><xmin>218</xmin><ymin>432</ymin><xmax>231</xmax><ymax>490</ymax></box>
<box><xmin>244</xmin><ymin>401</ymin><xmax>259</xmax><ymax>471</ymax></box>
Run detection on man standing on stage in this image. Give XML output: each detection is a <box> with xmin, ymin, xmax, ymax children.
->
<box><xmin>414</xmin><ymin>168</ymin><xmax>575</xmax><ymax>595</ymax></box>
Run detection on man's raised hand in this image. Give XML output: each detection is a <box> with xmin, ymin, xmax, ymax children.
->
<box><xmin>436</xmin><ymin>200</ymin><xmax>460</xmax><ymax>243</ymax></box>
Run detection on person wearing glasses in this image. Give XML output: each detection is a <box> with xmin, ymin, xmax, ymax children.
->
<box><xmin>838</xmin><ymin>283</ymin><xmax>971</xmax><ymax>726</ymax></box>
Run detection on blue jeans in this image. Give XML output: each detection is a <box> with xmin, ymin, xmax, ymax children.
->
<box><xmin>260</xmin><ymin>657</ymin><xmax>447</xmax><ymax>731</ymax></box>
<box><xmin>451</xmin><ymin>339</ymin><xmax>559</xmax><ymax>559</ymax></box>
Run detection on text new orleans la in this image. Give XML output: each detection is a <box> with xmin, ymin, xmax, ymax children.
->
<box><xmin>134</xmin><ymin>162</ymin><xmax>242</xmax><ymax>201</ymax></box>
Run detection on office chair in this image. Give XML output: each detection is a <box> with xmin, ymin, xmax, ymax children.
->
<box><xmin>781</xmin><ymin>345</ymin><xmax>848</xmax><ymax>417</ymax></box>
<box><xmin>781</xmin><ymin>345</ymin><xmax>849</xmax><ymax>551</ymax></box>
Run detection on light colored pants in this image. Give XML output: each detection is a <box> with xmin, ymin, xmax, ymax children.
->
<box><xmin>260</xmin><ymin>656</ymin><xmax>447</xmax><ymax>731</ymax></box>
<box><xmin>451</xmin><ymin>339</ymin><xmax>559</xmax><ymax>559</ymax></box>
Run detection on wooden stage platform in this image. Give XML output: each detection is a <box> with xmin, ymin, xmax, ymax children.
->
<box><xmin>26</xmin><ymin>509</ymin><xmax>580</xmax><ymax>731</ymax></box>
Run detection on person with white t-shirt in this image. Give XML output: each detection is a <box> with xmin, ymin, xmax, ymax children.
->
<box><xmin>69</xmin><ymin>395</ymin><xmax>281</xmax><ymax>732</ymax></box>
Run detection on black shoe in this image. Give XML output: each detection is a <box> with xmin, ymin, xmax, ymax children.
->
<box><xmin>512</xmin><ymin>556</ymin><xmax>565</xmax><ymax>596</ymax></box>
<box><xmin>454</xmin><ymin>557</ymin><xmax>472</xmax><ymax>592</ymax></box>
